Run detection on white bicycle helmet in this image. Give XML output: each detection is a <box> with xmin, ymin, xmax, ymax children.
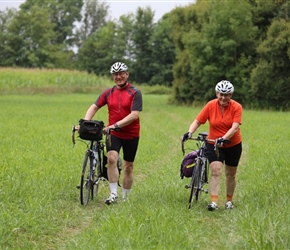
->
<box><xmin>110</xmin><ymin>62</ymin><xmax>128</xmax><ymax>74</ymax></box>
<box><xmin>215</xmin><ymin>80</ymin><xmax>234</xmax><ymax>94</ymax></box>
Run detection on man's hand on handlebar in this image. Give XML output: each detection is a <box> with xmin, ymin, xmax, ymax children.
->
<box><xmin>103</xmin><ymin>124</ymin><xmax>122</xmax><ymax>134</ymax></box>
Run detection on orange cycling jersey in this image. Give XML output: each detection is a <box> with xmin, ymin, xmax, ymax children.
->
<box><xmin>196</xmin><ymin>99</ymin><xmax>242</xmax><ymax>147</ymax></box>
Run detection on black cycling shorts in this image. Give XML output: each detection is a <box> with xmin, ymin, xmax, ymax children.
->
<box><xmin>206</xmin><ymin>142</ymin><xmax>242</xmax><ymax>167</ymax></box>
<box><xmin>106</xmin><ymin>135</ymin><xmax>139</xmax><ymax>162</ymax></box>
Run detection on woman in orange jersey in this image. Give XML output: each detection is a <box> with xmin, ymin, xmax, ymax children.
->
<box><xmin>181</xmin><ymin>80</ymin><xmax>242</xmax><ymax>211</ymax></box>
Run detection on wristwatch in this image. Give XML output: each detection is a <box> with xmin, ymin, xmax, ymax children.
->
<box><xmin>114</xmin><ymin>123</ymin><xmax>119</xmax><ymax>128</ymax></box>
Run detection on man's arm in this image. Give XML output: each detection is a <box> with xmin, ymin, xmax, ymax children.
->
<box><xmin>111</xmin><ymin>110</ymin><xmax>140</xmax><ymax>128</ymax></box>
<box><xmin>84</xmin><ymin>104</ymin><xmax>99</xmax><ymax>120</ymax></box>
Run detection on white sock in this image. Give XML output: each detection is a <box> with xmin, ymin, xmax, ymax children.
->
<box><xmin>109</xmin><ymin>183</ymin><xmax>118</xmax><ymax>196</ymax></box>
<box><xmin>122</xmin><ymin>188</ymin><xmax>131</xmax><ymax>198</ymax></box>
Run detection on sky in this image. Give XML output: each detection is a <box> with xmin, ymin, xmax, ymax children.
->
<box><xmin>0</xmin><ymin>0</ymin><xmax>195</xmax><ymax>22</ymax></box>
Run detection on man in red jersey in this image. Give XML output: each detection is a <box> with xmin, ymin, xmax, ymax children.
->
<box><xmin>84</xmin><ymin>62</ymin><xmax>143</xmax><ymax>204</ymax></box>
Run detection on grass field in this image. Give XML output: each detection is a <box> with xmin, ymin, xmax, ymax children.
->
<box><xmin>0</xmin><ymin>69</ymin><xmax>290</xmax><ymax>249</ymax></box>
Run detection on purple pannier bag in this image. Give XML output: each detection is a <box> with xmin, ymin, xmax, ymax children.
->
<box><xmin>180</xmin><ymin>150</ymin><xmax>200</xmax><ymax>179</ymax></box>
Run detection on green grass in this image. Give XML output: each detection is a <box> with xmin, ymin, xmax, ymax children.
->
<box><xmin>0</xmin><ymin>69</ymin><xmax>290</xmax><ymax>249</ymax></box>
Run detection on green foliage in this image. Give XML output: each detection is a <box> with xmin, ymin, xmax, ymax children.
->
<box><xmin>20</xmin><ymin>0</ymin><xmax>83</xmax><ymax>45</ymax></box>
<box><xmin>77</xmin><ymin>21</ymin><xmax>116</xmax><ymax>75</ymax></box>
<box><xmin>251</xmin><ymin>0</ymin><xmax>290</xmax><ymax>41</ymax></box>
<box><xmin>250</xmin><ymin>19</ymin><xmax>290</xmax><ymax>110</ymax></box>
<box><xmin>147</xmin><ymin>17</ymin><xmax>175</xmax><ymax>86</ymax></box>
<box><xmin>1</xmin><ymin>0</ymin><xmax>81</xmax><ymax>68</ymax></box>
<box><xmin>129</xmin><ymin>7</ymin><xmax>155</xmax><ymax>84</ymax></box>
<box><xmin>173</xmin><ymin>0</ymin><xmax>257</xmax><ymax>105</ymax></box>
<box><xmin>74</xmin><ymin>0</ymin><xmax>110</xmax><ymax>48</ymax></box>
<box><xmin>0</xmin><ymin>9</ymin><xmax>18</xmax><ymax>67</ymax></box>
<box><xmin>113</xmin><ymin>14</ymin><xmax>135</xmax><ymax>60</ymax></box>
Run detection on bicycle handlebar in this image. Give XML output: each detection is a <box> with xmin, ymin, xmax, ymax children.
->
<box><xmin>181</xmin><ymin>134</ymin><xmax>230</xmax><ymax>157</ymax></box>
<box><xmin>71</xmin><ymin>124</ymin><xmax>121</xmax><ymax>147</ymax></box>
<box><xmin>71</xmin><ymin>125</ymin><xmax>78</xmax><ymax>145</ymax></box>
<box><xmin>106</xmin><ymin>127</ymin><xmax>121</xmax><ymax>147</ymax></box>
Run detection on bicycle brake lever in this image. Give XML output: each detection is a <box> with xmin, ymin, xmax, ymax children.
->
<box><xmin>72</xmin><ymin>125</ymin><xmax>76</xmax><ymax>146</ymax></box>
<box><xmin>181</xmin><ymin>140</ymin><xmax>185</xmax><ymax>156</ymax></box>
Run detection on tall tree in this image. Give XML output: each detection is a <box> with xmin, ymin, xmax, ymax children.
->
<box><xmin>250</xmin><ymin>19</ymin><xmax>290</xmax><ymax>110</ymax></box>
<box><xmin>170</xmin><ymin>3</ymin><xmax>209</xmax><ymax>104</ymax></box>
<box><xmin>77</xmin><ymin>21</ymin><xmax>116</xmax><ymax>75</ymax></box>
<box><xmin>74</xmin><ymin>0</ymin><xmax>109</xmax><ymax>49</ymax></box>
<box><xmin>76</xmin><ymin>13</ymin><xmax>135</xmax><ymax>76</ymax></box>
<box><xmin>113</xmin><ymin>14</ymin><xmax>135</xmax><ymax>62</ymax></box>
<box><xmin>20</xmin><ymin>0</ymin><xmax>83</xmax><ymax>46</ymax></box>
<box><xmin>0</xmin><ymin>8</ymin><xmax>17</xmax><ymax>66</ymax></box>
<box><xmin>250</xmin><ymin>0</ymin><xmax>290</xmax><ymax>42</ymax></box>
<box><xmin>148</xmin><ymin>16</ymin><xmax>175</xmax><ymax>86</ymax></box>
<box><xmin>6</xmin><ymin>5</ymin><xmax>60</xmax><ymax>68</ymax></box>
<box><xmin>172</xmin><ymin>0</ymin><xmax>256</xmax><ymax>105</ymax></box>
<box><xmin>130</xmin><ymin>7</ymin><xmax>155</xmax><ymax>83</ymax></box>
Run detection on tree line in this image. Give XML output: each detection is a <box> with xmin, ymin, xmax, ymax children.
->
<box><xmin>0</xmin><ymin>0</ymin><xmax>290</xmax><ymax>110</ymax></box>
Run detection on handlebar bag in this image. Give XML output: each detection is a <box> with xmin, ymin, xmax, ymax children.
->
<box><xmin>79</xmin><ymin>119</ymin><xmax>104</xmax><ymax>141</ymax></box>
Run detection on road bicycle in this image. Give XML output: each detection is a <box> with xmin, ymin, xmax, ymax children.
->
<box><xmin>72</xmin><ymin>121</ymin><xmax>121</xmax><ymax>206</ymax></box>
<box><xmin>181</xmin><ymin>132</ymin><xmax>230</xmax><ymax>209</ymax></box>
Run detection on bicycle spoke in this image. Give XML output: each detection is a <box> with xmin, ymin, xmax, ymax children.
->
<box><xmin>188</xmin><ymin>167</ymin><xmax>199</xmax><ymax>209</ymax></box>
<box><xmin>80</xmin><ymin>151</ymin><xmax>92</xmax><ymax>206</ymax></box>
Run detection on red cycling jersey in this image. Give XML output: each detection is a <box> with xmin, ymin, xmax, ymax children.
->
<box><xmin>196</xmin><ymin>99</ymin><xmax>242</xmax><ymax>147</ymax></box>
<box><xmin>95</xmin><ymin>83</ymin><xmax>142</xmax><ymax>139</ymax></box>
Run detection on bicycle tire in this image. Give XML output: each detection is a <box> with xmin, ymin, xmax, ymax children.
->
<box><xmin>195</xmin><ymin>162</ymin><xmax>203</xmax><ymax>202</ymax></box>
<box><xmin>188</xmin><ymin>164</ymin><xmax>200</xmax><ymax>209</ymax></box>
<box><xmin>197</xmin><ymin>157</ymin><xmax>210</xmax><ymax>200</ymax></box>
<box><xmin>202</xmin><ymin>160</ymin><xmax>209</xmax><ymax>184</ymax></box>
<box><xmin>92</xmin><ymin>149</ymin><xmax>102</xmax><ymax>200</ymax></box>
<box><xmin>80</xmin><ymin>151</ymin><xmax>93</xmax><ymax>206</ymax></box>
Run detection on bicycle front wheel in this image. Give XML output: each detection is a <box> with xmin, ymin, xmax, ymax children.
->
<box><xmin>92</xmin><ymin>151</ymin><xmax>102</xmax><ymax>200</ymax></box>
<box><xmin>188</xmin><ymin>165</ymin><xmax>200</xmax><ymax>209</ymax></box>
<box><xmin>195</xmin><ymin>167</ymin><xmax>203</xmax><ymax>202</ymax></box>
<box><xmin>80</xmin><ymin>151</ymin><xmax>93</xmax><ymax>206</ymax></box>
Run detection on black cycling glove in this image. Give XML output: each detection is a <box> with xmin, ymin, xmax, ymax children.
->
<box><xmin>215</xmin><ymin>137</ymin><xmax>224</xmax><ymax>147</ymax></box>
<box><xmin>182</xmin><ymin>132</ymin><xmax>192</xmax><ymax>142</ymax></box>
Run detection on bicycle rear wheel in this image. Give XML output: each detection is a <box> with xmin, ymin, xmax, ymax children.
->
<box><xmin>188</xmin><ymin>166</ymin><xmax>200</xmax><ymax>209</ymax></box>
<box><xmin>80</xmin><ymin>151</ymin><xmax>93</xmax><ymax>206</ymax></box>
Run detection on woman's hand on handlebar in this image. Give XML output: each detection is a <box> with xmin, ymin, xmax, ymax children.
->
<box><xmin>214</xmin><ymin>137</ymin><xmax>231</xmax><ymax>147</ymax></box>
<box><xmin>181</xmin><ymin>132</ymin><xmax>192</xmax><ymax>142</ymax></box>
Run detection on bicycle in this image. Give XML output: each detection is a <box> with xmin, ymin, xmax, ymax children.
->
<box><xmin>72</xmin><ymin>120</ymin><xmax>121</xmax><ymax>206</ymax></box>
<box><xmin>181</xmin><ymin>132</ymin><xmax>230</xmax><ymax>209</ymax></box>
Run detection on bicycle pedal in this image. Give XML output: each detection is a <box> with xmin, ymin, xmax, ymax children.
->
<box><xmin>76</xmin><ymin>185</ymin><xmax>80</xmax><ymax>189</ymax></box>
<box><xmin>185</xmin><ymin>184</ymin><xmax>191</xmax><ymax>189</ymax></box>
<box><xmin>203</xmin><ymin>189</ymin><xmax>209</xmax><ymax>193</ymax></box>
